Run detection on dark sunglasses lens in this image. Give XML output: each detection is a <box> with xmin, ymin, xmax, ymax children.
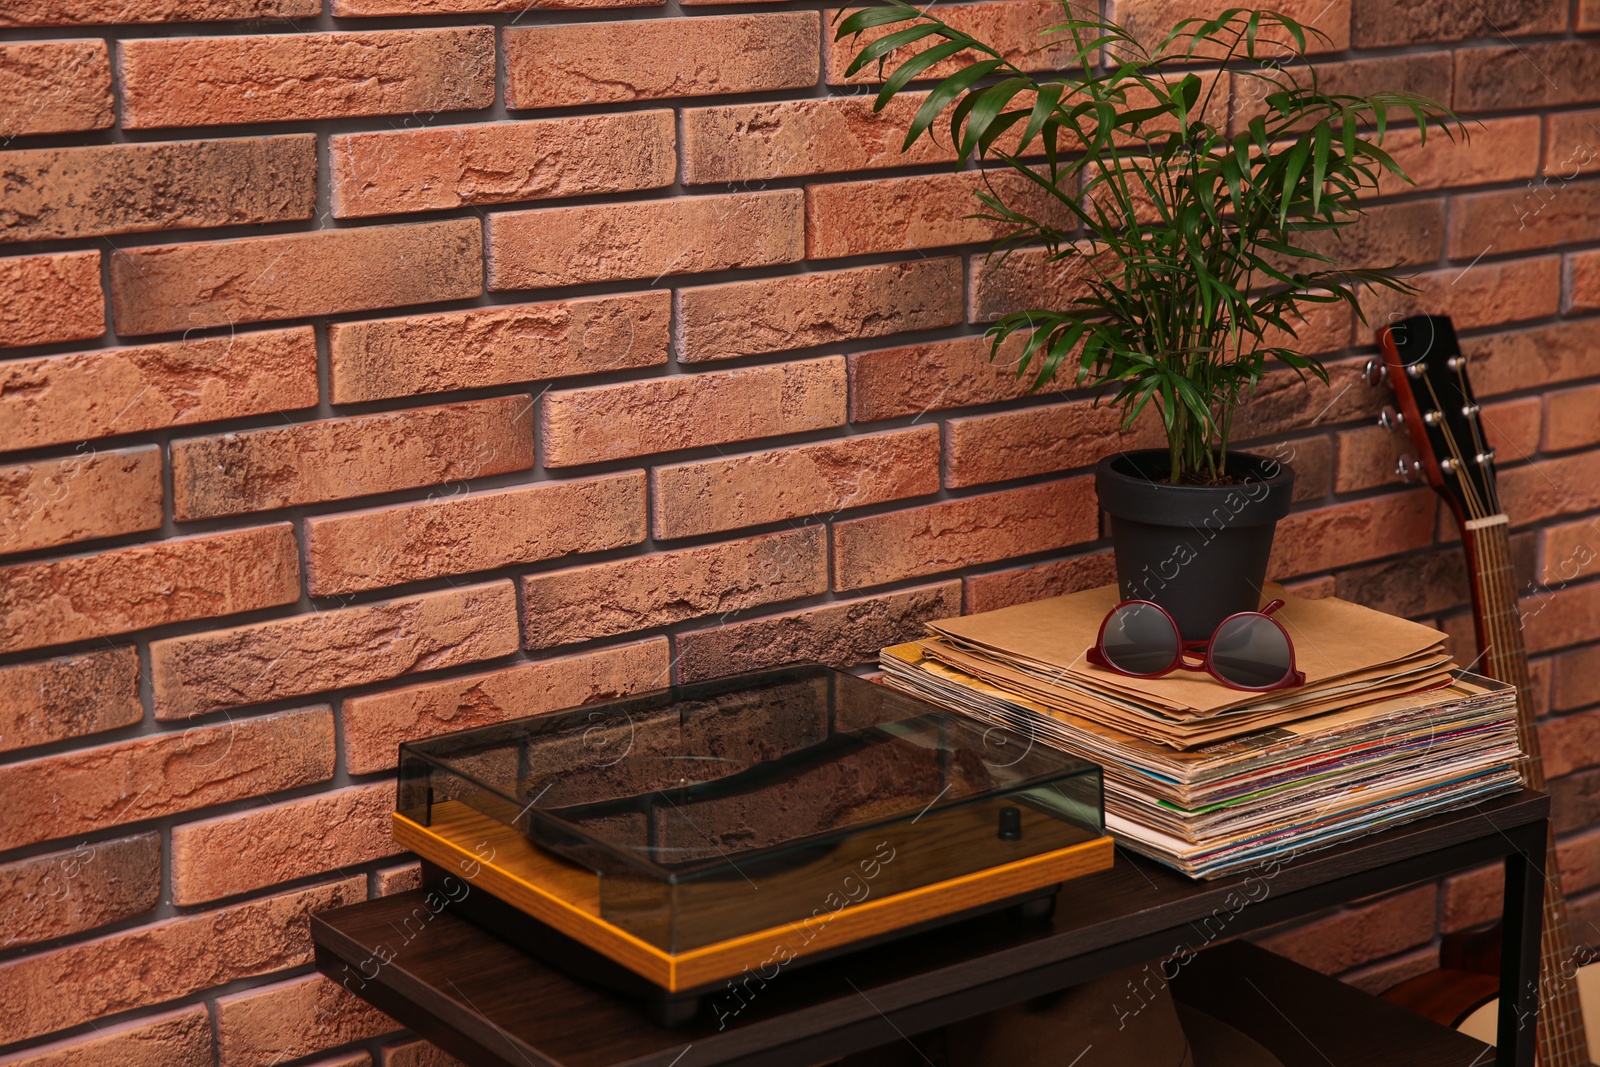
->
<box><xmin>1101</xmin><ymin>603</ymin><xmax>1180</xmax><ymax>675</ymax></box>
<box><xmin>1210</xmin><ymin>614</ymin><xmax>1293</xmax><ymax>689</ymax></box>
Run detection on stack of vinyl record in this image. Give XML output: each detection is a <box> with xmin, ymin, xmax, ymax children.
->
<box><xmin>880</xmin><ymin>584</ymin><xmax>1524</xmax><ymax>878</ymax></box>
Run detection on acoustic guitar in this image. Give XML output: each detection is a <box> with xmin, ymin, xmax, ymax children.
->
<box><xmin>1370</xmin><ymin>314</ymin><xmax>1597</xmax><ymax>1066</ymax></box>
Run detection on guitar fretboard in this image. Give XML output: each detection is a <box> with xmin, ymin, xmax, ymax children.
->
<box><xmin>1467</xmin><ymin>518</ymin><xmax>1591</xmax><ymax>1067</ymax></box>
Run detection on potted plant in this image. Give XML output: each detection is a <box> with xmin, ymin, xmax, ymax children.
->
<box><xmin>837</xmin><ymin>4</ymin><xmax>1462</xmax><ymax>639</ymax></box>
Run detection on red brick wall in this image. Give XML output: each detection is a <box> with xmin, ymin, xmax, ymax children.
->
<box><xmin>0</xmin><ymin>0</ymin><xmax>1597</xmax><ymax>1061</ymax></box>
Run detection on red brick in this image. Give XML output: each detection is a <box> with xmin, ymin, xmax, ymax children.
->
<box><xmin>0</xmin><ymin>705</ymin><xmax>333</xmax><ymax>852</ymax></box>
<box><xmin>329</xmin><ymin>292</ymin><xmax>668</xmax><ymax>404</ymax></box>
<box><xmin>1255</xmin><ymin>886</ymin><xmax>1436</xmax><ymax>974</ymax></box>
<box><xmin>1444</xmin><ymin>828</ymin><xmax>1600</xmax><ymax>933</ymax></box>
<box><xmin>973</xmin><ymin>261</ymin><xmax>1334</xmax><ymax>349</ymax></box>
<box><xmin>651</xmin><ymin>427</ymin><xmax>940</xmax><ymax>539</ymax></box>
<box><xmin>1335</xmin><ymin>396</ymin><xmax>1541</xmax><ymax>494</ymax></box>
<box><xmin>1267</xmin><ymin>490</ymin><xmax>1438</xmax><ymax>580</ymax></box>
<box><xmin>677</xmin><ymin>259</ymin><xmax>962</xmax><ymax>362</ymax></box>
<box><xmin>1529</xmin><ymin>656</ymin><xmax>1554</xmax><ymax>720</ymax></box>
<box><xmin>488</xmin><ymin>191</ymin><xmax>802</xmax><ymax>289</ymax></box>
<box><xmin>1551</xmin><ymin>767</ymin><xmax>1600</xmax><ymax>835</ymax></box>
<box><xmin>834</xmin><ymin>479</ymin><xmax>1099</xmax><ymax>591</ymax></box>
<box><xmin>1353</xmin><ymin>0</ymin><xmax>1560</xmax><ymax>45</ymax></box>
<box><xmin>1341</xmin><ymin>948</ymin><xmax>1440</xmax><ymax>996</ymax></box>
<box><xmin>0</xmin><ymin>1005</ymin><xmax>211</xmax><ymax>1067</ymax></box>
<box><xmin>1523</xmin><ymin>580</ymin><xmax>1600</xmax><ymax>654</ymax></box>
<box><xmin>1541</xmin><ymin>518</ymin><xmax>1600</xmax><ymax>589</ymax></box>
<box><xmin>119</xmin><ymin>28</ymin><xmax>494</xmax><ymax>129</ymax></box>
<box><xmin>1583</xmin><ymin>0</ymin><xmax>1600</xmax><ymax>29</ymax></box>
<box><xmin>300</xmin><ymin>1054</ymin><xmax>370</xmax><ymax>1067</ymax></box>
<box><xmin>541</xmin><ymin>358</ymin><xmax>845</xmax><ymax>466</ymax></box>
<box><xmin>374</xmin><ymin>864</ymin><xmax>421</xmax><ymax>896</ymax></box>
<box><xmin>1283</xmin><ymin>574</ymin><xmax>1336</xmax><ymax>600</ymax></box>
<box><xmin>1373</xmin><ymin>117</ymin><xmax>1540</xmax><ymax>196</ymax></box>
<box><xmin>1436</xmin><ymin>610</ymin><xmax>1476</xmax><ymax>665</ymax></box>
<box><xmin>0</xmin><ymin>251</ymin><xmax>103</xmax><ymax>349</ymax></box>
<box><xmin>150</xmin><ymin>582</ymin><xmax>519</xmax><ymax>719</ymax></box>
<box><xmin>1558</xmin><ymin>824</ymin><xmax>1600</xmax><ymax>894</ymax></box>
<box><xmin>682</xmin><ymin>93</ymin><xmax>958</xmax><ymax>184</ymax></box>
<box><xmin>964</xmin><ymin>552</ymin><xmax>1117</xmax><ymax>614</ymax></box>
<box><xmin>944</xmin><ymin>398</ymin><xmax>1164</xmax><ymax>489</ymax></box>
<box><xmin>1231</xmin><ymin>54</ymin><xmax>1453</xmax><ymax>132</ymax></box>
<box><xmin>0</xmin><ymin>327</ymin><xmax>317</xmax><ymax>452</ymax></box>
<box><xmin>0</xmin><ymin>41</ymin><xmax>112</xmax><ymax>137</ymax></box>
<box><xmin>1575</xmin><ymin>249</ymin><xmax>1600</xmax><ymax>312</ymax></box>
<box><xmin>0</xmin><ymin>833</ymin><xmax>159</xmax><ymax>951</ymax></box>
<box><xmin>1113</xmin><ymin>0</ymin><xmax>1349</xmax><ymax>54</ymax></box>
<box><xmin>520</xmin><ymin>527</ymin><xmax>827</xmax><ymax>648</ymax></box>
<box><xmin>342</xmin><ymin>638</ymin><xmax>668</xmax><ymax>774</ymax></box>
<box><xmin>1546</xmin><ymin>383</ymin><xmax>1600</xmax><ymax>453</ymax></box>
<box><xmin>173</xmin><ymin>784</ymin><xmax>399</xmax><ymax>905</ymax></box>
<box><xmin>171</xmin><ymin>397</ymin><xmax>533</xmax><ymax>520</ymax></box>
<box><xmin>1543</xmin><ymin>708</ymin><xmax>1600</xmax><ymax>779</ymax></box>
<box><xmin>807</xmin><ymin>169</ymin><xmax>1069</xmax><ymax>259</ymax></box>
<box><xmin>1499</xmin><ymin>450</ymin><xmax>1600</xmax><ymax>527</ymax></box>
<box><xmin>1466</xmin><ymin>319</ymin><xmax>1600</xmax><ymax>397</ymax></box>
<box><xmin>969</xmin><ymin>244</ymin><xmax>1097</xmax><ymax>324</ymax></box>
<box><xmin>17</xmin><ymin>0</ymin><xmax>317</xmax><ymax>19</ymax></box>
<box><xmin>506</xmin><ymin>14</ymin><xmax>817</xmax><ymax>106</ymax></box>
<box><xmin>827</xmin><ymin>0</ymin><xmax>1082</xmax><ymax>84</ymax></box>
<box><xmin>0</xmin><ymin>525</ymin><xmax>300</xmax><ymax>654</ymax></box>
<box><xmin>675</xmin><ymin>581</ymin><xmax>961</xmax><ymax>682</ymax></box>
<box><xmin>305</xmin><ymin>472</ymin><xmax>646</xmax><ymax>595</ymax></box>
<box><xmin>0</xmin><ymin>136</ymin><xmax>315</xmax><ymax>245</ymax></box>
<box><xmin>1278</xmin><ymin>434</ymin><xmax>1335</xmax><ymax>503</ymax></box>
<box><xmin>849</xmin><ymin>333</ymin><xmax>1044</xmax><ymax>423</ymax></box>
<box><xmin>1440</xmin><ymin>862</ymin><xmax>1500</xmax><ymax>932</ymax></box>
<box><xmin>0</xmin><ymin>877</ymin><xmax>362</xmax><ymax>1047</ymax></box>
<box><xmin>0</xmin><ymin>446</ymin><xmax>163</xmax><ymax>556</ymax></box>
<box><xmin>1548</xmin><ymin>636</ymin><xmax>1600</xmax><ymax>705</ymax></box>
<box><xmin>1449</xmin><ymin>178</ymin><xmax>1600</xmax><ymax>260</ymax></box>
<box><xmin>336</xmin><ymin>0</ymin><xmax>653</xmax><ymax>12</ymax></box>
<box><xmin>217</xmin><ymin>973</ymin><xmax>397</xmax><ymax>1067</ymax></box>
<box><xmin>1332</xmin><ymin>547</ymin><xmax>1471</xmax><ymax>620</ymax></box>
<box><xmin>1545</xmin><ymin>109</ymin><xmax>1600</xmax><ymax>175</ymax></box>
<box><xmin>379</xmin><ymin>1041</ymin><xmax>466</xmax><ymax>1067</ymax></box>
<box><xmin>1232</xmin><ymin>356</ymin><xmax>1380</xmax><ymax>440</ymax></box>
<box><xmin>1456</xmin><ymin>42</ymin><xmax>1600</xmax><ymax>111</ymax></box>
<box><xmin>1359</xmin><ymin>256</ymin><xmax>1560</xmax><ymax>333</ymax></box>
<box><xmin>1295</xmin><ymin>199</ymin><xmax>1447</xmax><ymax>271</ymax></box>
<box><xmin>109</xmin><ymin>219</ymin><xmax>482</xmax><ymax>336</ymax></box>
<box><xmin>330</xmin><ymin>112</ymin><xmax>674</xmax><ymax>218</ymax></box>
<box><xmin>0</xmin><ymin>647</ymin><xmax>141</xmax><ymax>754</ymax></box>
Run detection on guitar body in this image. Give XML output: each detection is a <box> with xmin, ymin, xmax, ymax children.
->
<box><xmin>1371</xmin><ymin>316</ymin><xmax>1595</xmax><ymax>1067</ymax></box>
<box><xmin>1385</xmin><ymin>963</ymin><xmax>1600</xmax><ymax>1063</ymax></box>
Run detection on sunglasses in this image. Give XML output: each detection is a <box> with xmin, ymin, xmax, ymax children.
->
<box><xmin>1087</xmin><ymin>598</ymin><xmax>1307</xmax><ymax>692</ymax></box>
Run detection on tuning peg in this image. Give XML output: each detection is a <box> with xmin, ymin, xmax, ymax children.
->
<box><xmin>1363</xmin><ymin>358</ymin><xmax>1389</xmax><ymax>388</ymax></box>
<box><xmin>1396</xmin><ymin>455</ymin><xmax>1422</xmax><ymax>482</ymax></box>
<box><xmin>1378</xmin><ymin>405</ymin><xmax>1406</xmax><ymax>434</ymax></box>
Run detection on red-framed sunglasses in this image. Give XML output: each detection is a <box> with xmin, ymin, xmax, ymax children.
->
<box><xmin>1087</xmin><ymin>598</ymin><xmax>1307</xmax><ymax>692</ymax></box>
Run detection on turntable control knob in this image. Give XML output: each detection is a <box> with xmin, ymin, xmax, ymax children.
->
<box><xmin>998</xmin><ymin>806</ymin><xmax>1022</xmax><ymax>841</ymax></box>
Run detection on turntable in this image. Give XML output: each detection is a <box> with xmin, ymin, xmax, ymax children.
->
<box><xmin>394</xmin><ymin>664</ymin><xmax>1111</xmax><ymax>1024</ymax></box>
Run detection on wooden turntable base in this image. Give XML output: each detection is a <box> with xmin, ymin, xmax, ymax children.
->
<box><xmin>394</xmin><ymin>802</ymin><xmax>1114</xmax><ymax>993</ymax></box>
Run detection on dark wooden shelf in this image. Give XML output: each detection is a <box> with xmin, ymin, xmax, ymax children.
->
<box><xmin>1172</xmin><ymin>941</ymin><xmax>1493</xmax><ymax>1066</ymax></box>
<box><xmin>314</xmin><ymin>789</ymin><xmax>1549</xmax><ymax>1067</ymax></box>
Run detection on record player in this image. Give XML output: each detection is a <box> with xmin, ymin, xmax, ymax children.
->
<box><xmin>394</xmin><ymin>664</ymin><xmax>1111</xmax><ymax>1024</ymax></box>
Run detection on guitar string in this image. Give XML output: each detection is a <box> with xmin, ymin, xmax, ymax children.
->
<box><xmin>1473</xmin><ymin>507</ymin><xmax>1585</xmax><ymax>1067</ymax></box>
<box><xmin>1478</xmin><ymin>497</ymin><xmax>1589</xmax><ymax>1064</ymax></box>
<box><xmin>1415</xmin><ymin>360</ymin><xmax>1588</xmax><ymax>1064</ymax></box>
<box><xmin>1479</xmin><ymin>530</ymin><xmax>1588</xmax><ymax>1067</ymax></box>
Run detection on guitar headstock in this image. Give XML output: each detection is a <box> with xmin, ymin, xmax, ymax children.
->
<box><xmin>1371</xmin><ymin>315</ymin><xmax>1502</xmax><ymax>525</ymax></box>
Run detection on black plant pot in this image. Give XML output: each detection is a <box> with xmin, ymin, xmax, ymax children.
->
<box><xmin>1094</xmin><ymin>450</ymin><xmax>1295</xmax><ymax>642</ymax></box>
